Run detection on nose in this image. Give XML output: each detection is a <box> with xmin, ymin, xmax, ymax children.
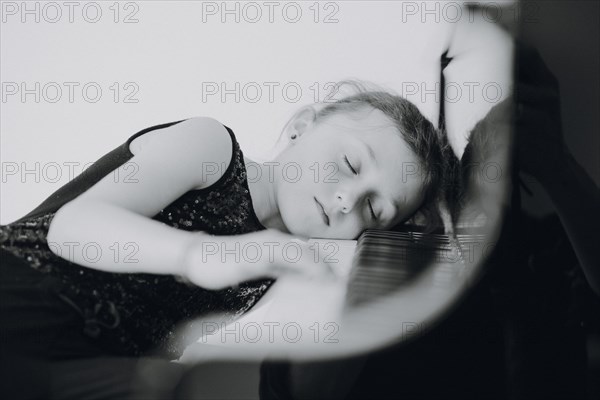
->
<box><xmin>335</xmin><ymin>190</ymin><xmax>359</xmax><ymax>214</ymax></box>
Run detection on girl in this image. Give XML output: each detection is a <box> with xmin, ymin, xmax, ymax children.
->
<box><xmin>0</xmin><ymin>81</ymin><xmax>445</xmax><ymax>398</ymax></box>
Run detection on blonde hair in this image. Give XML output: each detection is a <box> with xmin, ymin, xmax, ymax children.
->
<box><xmin>272</xmin><ymin>79</ymin><xmax>449</xmax><ymax>231</ymax></box>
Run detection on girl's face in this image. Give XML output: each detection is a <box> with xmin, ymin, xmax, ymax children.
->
<box><xmin>274</xmin><ymin>106</ymin><xmax>426</xmax><ymax>239</ymax></box>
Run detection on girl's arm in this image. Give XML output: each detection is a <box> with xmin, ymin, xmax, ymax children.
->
<box><xmin>46</xmin><ymin>117</ymin><xmax>232</xmax><ymax>276</ymax></box>
<box><xmin>47</xmin><ymin>117</ymin><xmax>335</xmax><ymax>289</ymax></box>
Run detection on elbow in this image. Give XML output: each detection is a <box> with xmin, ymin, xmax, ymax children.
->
<box><xmin>46</xmin><ymin>200</ymin><xmax>96</xmax><ymax>253</ymax></box>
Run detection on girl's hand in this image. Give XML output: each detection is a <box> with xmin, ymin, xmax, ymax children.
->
<box><xmin>181</xmin><ymin>229</ymin><xmax>338</xmax><ymax>290</ymax></box>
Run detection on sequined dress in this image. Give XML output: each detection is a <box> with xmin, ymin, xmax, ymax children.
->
<box><xmin>0</xmin><ymin>120</ymin><xmax>274</xmax><ymax>360</ymax></box>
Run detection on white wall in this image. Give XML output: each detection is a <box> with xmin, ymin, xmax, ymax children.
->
<box><xmin>1</xmin><ymin>0</ymin><xmax>514</xmax><ymax>224</ymax></box>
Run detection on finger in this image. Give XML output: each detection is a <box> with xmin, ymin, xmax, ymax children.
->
<box><xmin>253</xmin><ymin>232</ymin><xmax>340</xmax><ymax>281</ymax></box>
<box><xmin>297</xmin><ymin>243</ymin><xmax>339</xmax><ymax>281</ymax></box>
<box><xmin>271</xmin><ymin>254</ymin><xmax>335</xmax><ymax>278</ymax></box>
<box><xmin>302</xmin><ymin>255</ymin><xmax>338</xmax><ymax>278</ymax></box>
<box><xmin>272</xmin><ymin>244</ymin><xmax>339</xmax><ymax>281</ymax></box>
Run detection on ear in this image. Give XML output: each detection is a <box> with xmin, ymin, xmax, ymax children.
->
<box><xmin>284</xmin><ymin>105</ymin><xmax>317</xmax><ymax>142</ymax></box>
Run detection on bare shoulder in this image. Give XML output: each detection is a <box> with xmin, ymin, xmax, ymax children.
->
<box><xmin>130</xmin><ymin>117</ymin><xmax>231</xmax><ymax>156</ymax></box>
<box><xmin>129</xmin><ymin>117</ymin><xmax>234</xmax><ymax>190</ymax></box>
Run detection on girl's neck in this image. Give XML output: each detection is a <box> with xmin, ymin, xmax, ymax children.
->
<box><xmin>243</xmin><ymin>156</ymin><xmax>289</xmax><ymax>233</ymax></box>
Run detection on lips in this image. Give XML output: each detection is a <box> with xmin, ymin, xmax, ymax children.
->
<box><xmin>314</xmin><ymin>197</ymin><xmax>330</xmax><ymax>226</ymax></box>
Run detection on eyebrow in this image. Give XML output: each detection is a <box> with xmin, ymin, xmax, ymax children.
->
<box><xmin>360</xmin><ymin>139</ymin><xmax>406</xmax><ymax>219</ymax></box>
<box><xmin>358</xmin><ymin>139</ymin><xmax>407</xmax><ymax>221</ymax></box>
<box><xmin>361</xmin><ymin>141</ymin><xmax>377</xmax><ymax>167</ymax></box>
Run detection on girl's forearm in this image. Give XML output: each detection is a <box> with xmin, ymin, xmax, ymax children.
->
<box><xmin>541</xmin><ymin>154</ymin><xmax>600</xmax><ymax>295</ymax></box>
<box><xmin>47</xmin><ymin>201</ymin><xmax>201</xmax><ymax>276</ymax></box>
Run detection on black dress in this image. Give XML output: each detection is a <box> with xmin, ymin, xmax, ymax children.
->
<box><xmin>0</xmin><ymin>120</ymin><xmax>274</xmax><ymax>397</ymax></box>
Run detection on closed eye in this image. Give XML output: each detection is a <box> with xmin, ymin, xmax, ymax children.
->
<box><xmin>367</xmin><ymin>199</ymin><xmax>377</xmax><ymax>220</ymax></box>
<box><xmin>344</xmin><ymin>155</ymin><xmax>357</xmax><ymax>175</ymax></box>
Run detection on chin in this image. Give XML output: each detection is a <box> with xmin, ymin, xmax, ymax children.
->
<box><xmin>279</xmin><ymin>208</ymin><xmax>311</xmax><ymax>237</ymax></box>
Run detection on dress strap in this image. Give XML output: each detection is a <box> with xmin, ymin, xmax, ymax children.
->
<box><xmin>15</xmin><ymin>119</ymin><xmax>235</xmax><ymax>223</ymax></box>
